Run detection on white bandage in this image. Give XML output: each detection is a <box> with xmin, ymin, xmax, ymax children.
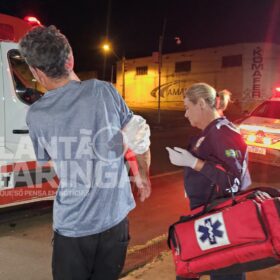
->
<box><xmin>122</xmin><ymin>115</ymin><xmax>151</xmax><ymax>154</ymax></box>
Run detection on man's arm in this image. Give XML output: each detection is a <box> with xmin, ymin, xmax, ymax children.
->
<box><xmin>134</xmin><ymin>149</ymin><xmax>151</xmax><ymax>202</ymax></box>
<box><xmin>106</xmin><ymin>84</ymin><xmax>151</xmax><ymax>201</ymax></box>
<box><xmin>122</xmin><ymin>115</ymin><xmax>151</xmax><ymax>202</ymax></box>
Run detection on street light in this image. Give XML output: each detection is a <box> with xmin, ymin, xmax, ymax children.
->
<box><xmin>102</xmin><ymin>43</ymin><xmax>110</xmax><ymax>52</ymax></box>
<box><xmin>102</xmin><ymin>43</ymin><xmax>126</xmax><ymax>100</ymax></box>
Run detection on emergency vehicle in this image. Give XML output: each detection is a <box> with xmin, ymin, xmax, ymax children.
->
<box><xmin>0</xmin><ymin>13</ymin><xmax>58</xmax><ymax>207</ymax></box>
<box><xmin>238</xmin><ymin>89</ymin><xmax>280</xmax><ymax>166</ymax></box>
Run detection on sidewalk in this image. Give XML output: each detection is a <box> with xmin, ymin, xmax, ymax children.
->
<box><xmin>122</xmin><ymin>252</ymin><xmax>280</xmax><ymax>280</ymax></box>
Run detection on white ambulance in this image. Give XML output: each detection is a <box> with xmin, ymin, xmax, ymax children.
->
<box><xmin>0</xmin><ymin>13</ymin><xmax>57</xmax><ymax>207</ymax></box>
<box><xmin>239</xmin><ymin>90</ymin><xmax>280</xmax><ymax>166</ymax></box>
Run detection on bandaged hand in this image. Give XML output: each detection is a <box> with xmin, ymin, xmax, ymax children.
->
<box><xmin>166</xmin><ymin>147</ymin><xmax>198</xmax><ymax>169</ymax></box>
<box><xmin>122</xmin><ymin>115</ymin><xmax>151</xmax><ymax>154</ymax></box>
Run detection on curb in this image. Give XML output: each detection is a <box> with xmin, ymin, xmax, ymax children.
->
<box><xmin>150</xmin><ymin>170</ymin><xmax>183</xmax><ymax>179</ymax></box>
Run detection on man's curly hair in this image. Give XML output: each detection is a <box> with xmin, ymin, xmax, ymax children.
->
<box><xmin>19</xmin><ymin>25</ymin><xmax>72</xmax><ymax>78</ymax></box>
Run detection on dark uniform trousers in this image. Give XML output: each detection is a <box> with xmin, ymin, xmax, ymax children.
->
<box><xmin>52</xmin><ymin>217</ymin><xmax>129</xmax><ymax>280</ymax></box>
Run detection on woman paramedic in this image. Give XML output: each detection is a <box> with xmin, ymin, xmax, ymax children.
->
<box><xmin>166</xmin><ymin>83</ymin><xmax>251</xmax><ymax>280</ymax></box>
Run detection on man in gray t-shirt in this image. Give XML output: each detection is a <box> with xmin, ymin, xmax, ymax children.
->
<box><xmin>19</xmin><ymin>26</ymin><xmax>151</xmax><ymax>280</ymax></box>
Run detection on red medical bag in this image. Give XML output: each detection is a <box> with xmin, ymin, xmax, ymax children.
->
<box><xmin>168</xmin><ymin>187</ymin><xmax>280</xmax><ymax>278</ymax></box>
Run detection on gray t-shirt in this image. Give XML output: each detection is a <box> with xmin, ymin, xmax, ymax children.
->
<box><xmin>26</xmin><ymin>79</ymin><xmax>135</xmax><ymax>237</ymax></box>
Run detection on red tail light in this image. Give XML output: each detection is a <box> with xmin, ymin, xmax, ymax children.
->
<box><xmin>272</xmin><ymin>87</ymin><xmax>280</xmax><ymax>98</ymax></box>
<box><xmin>23</xmin><ymin>16</ymin><xmax>41</xmax><ymax>27</ymax></box>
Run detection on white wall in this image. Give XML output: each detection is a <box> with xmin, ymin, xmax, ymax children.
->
<box><xmin>116</xmin><ymin>43</ymin><xmax>280</xmax><ymax>111</ymax></box>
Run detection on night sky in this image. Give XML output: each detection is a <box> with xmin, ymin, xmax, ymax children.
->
<box><xmin>1</xmin><ymin>0</ymin><xmax>280</xmax><ymax>79</ymax></box>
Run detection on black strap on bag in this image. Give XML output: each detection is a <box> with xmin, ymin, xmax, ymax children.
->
<box><xmin>168</xmin><ymin>180</ymin><xmax>236</xmax><ymax>249</ymax></box>
<box><xmin>168</xmin><ymin>224</ymin><xmax>177</xmax><ymax>250</ymax></box>
<box><xmin>178</xmin><ymin>183</ymin><xmax>217</xmax><ymax>223</ymax></box>
<box><xmin>167</xmin><ymin>184</ymin><xmax>217</xmax><ymax>249</ymax></box>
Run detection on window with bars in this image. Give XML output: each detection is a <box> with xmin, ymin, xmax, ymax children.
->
<box><xmin>136</xmin><ymin>66</ymin><xmax>148</xmax><ymax>75</ymax></box>
<box><xmin>222</xmin><ymin>55</ymin><xmax>242</xmax><ymax>68</ymax></box>
<box><xmin>175</xmin><ymin>61</ymin><xmax>191</xmax><ymax>73</ymax></box>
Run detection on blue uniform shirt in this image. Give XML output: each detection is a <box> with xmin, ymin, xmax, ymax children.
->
<box><xmin>184</xmin><ymin>117</ymin><xmax>251</xmax><ymax>210</ymax></box>
<box><xmin>26</xmin><ymin>79</ymin><xmax>135</xmax><ymax>237</ymax></box>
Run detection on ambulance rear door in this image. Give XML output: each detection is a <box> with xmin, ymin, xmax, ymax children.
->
<box><xmin>1</xmin><ymin>42</ymin><xmax>38</xmax><ymax>162</ymax></box>
<box><xmin>0</xmin><ymin>44</ymin><xmax>4</xmax><ymax>148</ymax></box>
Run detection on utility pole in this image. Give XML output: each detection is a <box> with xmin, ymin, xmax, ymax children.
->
<box><xmin>102</xmin><ymin>43</ymin><xmax>126</xmax><ymax>99</ymax></box>
<box><xmin>121</xmin><ymin>56</ymin><xmax>126</xmax><ymax>100</ymax></box>
<box><xmin>102</xmin><ymin>53</ymin><xmax>107</xmax><ymax>80</ymax></box>
<box><xmin>158</xmin><ymin>18</ymin><xmax>167</xmax><ymax>124</ymax></box>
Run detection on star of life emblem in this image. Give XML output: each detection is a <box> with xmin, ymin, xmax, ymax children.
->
<box><xmin>195</xmin><ymin>212</ymin><xmax>230</xmax><ymax>250</ymax></box>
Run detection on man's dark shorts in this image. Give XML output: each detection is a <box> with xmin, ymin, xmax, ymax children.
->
<box><xmin>52</xmin><ymin>217</ymin><xmax>129</xmax><ymax>280</ymax></box>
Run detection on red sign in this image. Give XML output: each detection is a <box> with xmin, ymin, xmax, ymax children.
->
<box><xmin>251</xmin><ymin>47</ymin><xmax>263</xmax><ymax>98</ymax></box>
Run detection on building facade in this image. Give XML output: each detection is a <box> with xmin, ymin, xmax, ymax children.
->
<box><xmin>116</xmin><ymin>43</ymin><xmax>280</xmax><ymax>112</ymax></box>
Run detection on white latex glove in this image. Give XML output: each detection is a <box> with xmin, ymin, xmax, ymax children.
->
<box><xmin>166</xmin><ymin>147</ymin><xmax>198</xmax><ymax>169</ymax></box>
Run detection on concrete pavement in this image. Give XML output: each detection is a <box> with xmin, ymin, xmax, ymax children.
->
<box><xmin>122</xmin><ymin>252</ymin><xmax>280</xmax><ymax>280</ymax></box>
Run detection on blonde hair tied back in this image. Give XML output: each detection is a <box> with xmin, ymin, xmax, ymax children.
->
<box><xmin>184</xmin><ymin>83</ymin><xmax>231</xmax><ymax>112</ymax></box>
